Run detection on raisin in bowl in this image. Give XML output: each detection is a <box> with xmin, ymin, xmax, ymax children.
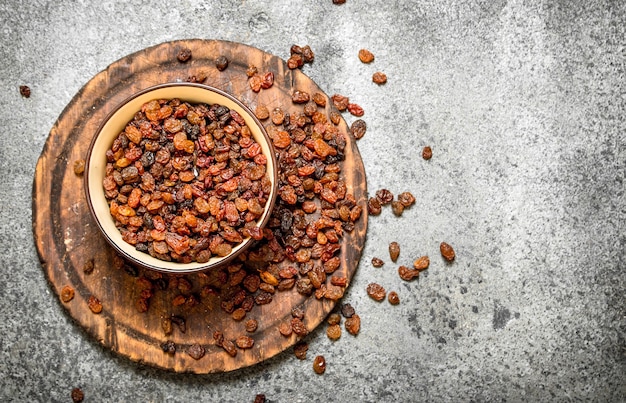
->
<box><xmin>85</xmin><ymin>83</ymin><xmax>278</xmax><ymax>273</ymax></box>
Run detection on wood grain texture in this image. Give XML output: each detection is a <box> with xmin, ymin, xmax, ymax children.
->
<box><xmin>32</xmin><ymin>39</ymin><xmax>367</xmax><ymax>374</ymax></box>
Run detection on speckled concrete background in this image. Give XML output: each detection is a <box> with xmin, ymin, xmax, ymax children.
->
<box><xmin>0</xmin><ymin>1</ymin><xmax>624</xmax><ymax>402</ymax></box>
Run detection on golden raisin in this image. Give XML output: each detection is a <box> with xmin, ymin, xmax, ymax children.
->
<box><xmin>440</xmin><ymin>242</ymin><xmax>456</xmax><ymax>261</ymax></box>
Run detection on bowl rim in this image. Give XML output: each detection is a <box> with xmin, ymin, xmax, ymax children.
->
<box><xmin>84</xmin><ymin>82</ymin><xmax>278</xmax><ymax>274</ymax></box>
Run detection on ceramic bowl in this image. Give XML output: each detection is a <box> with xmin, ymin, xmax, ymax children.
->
<box><xmin>85</xmin><ymin>83</ymin><xmax>277</xmax><ymax>273</ymax></box>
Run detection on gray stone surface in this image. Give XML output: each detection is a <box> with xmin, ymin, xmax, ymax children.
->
<box><xmin>0</xmin><ymin>0</ymin><xmax>624</xmax><ymax>401</ymax></box>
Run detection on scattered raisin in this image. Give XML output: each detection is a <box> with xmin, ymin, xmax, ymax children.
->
<box><xmin>254</xmin><ymin>394</ymin><xmax>266</xmax><ymax>403</ymax></box>
<box><xmin>347</xmin><ymin>103</ymin><xmax>364</xmax><ymax>117</ymax></box>
<box><xmin>326</xmin><ymin>323</ymin><xmax>342</xmax><ymax>340</ymax></box>
<box><xmin>292</xmin><ymin>90</ymin><xmax>310</xmax><ymax>104</ymax></box>
<box><xmin>366</xmin><ymin>283</ymin><xmax>386</xmax><ymax>301</ymax></box>
<box><xmin>413</xmin><ymin>256</ymin><xmax>430</xmax><ymax>270</ymax></box>
<box><xmin>391</xmin><ymin>201</ymin><xmax>404</xmax><ymax>216</ymax></box>
<box><xmin>19</xmin><ymin>85</ymin><xmax>31</xmax><ymax>98</ymax></box>
<box><xmin>398</xmin><ymin>265</ymin><xmax>420</xmax><ymax>281</ymax></box>
<box><xmin>371</xmin><ymin>257</ymin><xmax>384</xmax><ymax>268</ymax></box>
<box><xmin>350</xmin><ymin>119</ymin><xmax>367</xmax><ymax>139</ymax></box>
<box><xmin>313</xmin><ymin>355</ymin><xmax>326</xmax><ymax>374</ymax></box>
<box><xmin>345</xmin><ymin>313</ymin><xmax>361</xmax><ymax>335</ymax></box>
<box><xmin>255</xmin><ymin>105</ymin><xmax>270</xmax><ymax>120</ymax></box>
<box><xmin>376</xmin><ymin>189</ymin><xmax>394</xmax><ymax>205</ymax></box>
<box><xmin>261</xmin><ymin>72</ymin><xmax>274</xmax><ymax>89</ymax></box>
<box><xmin>73</xmin><ymin>159</ymin><xmax>85</xmax><ymax>176</ymax></box>
<box><xmin>215</xmin><ymin>55</ymin><xmax>229</xmax><ymax>71</ymax></box>
<box><xmin>82</xmin><ymin>258</ymin><xmax>94</xmax><ymax>274</ymax></box>
<box><xmin>398</xmin><ymin>191</ymin><xmax>416</xmax><ymax>207</ymax></box>
<box><xmin>327</xmin><ymin>312</ymin><xmax>341</xmax><ymax>325</ymax></box>
<box><xmin>341</xmin><ymin>303</ymin><xmax>355</xmax><ymax>318</ymax></box>
<box><xmin>222</xmin><ymin>339</ymin><xmax>237</xmax><ymax>357</ymax></box>
<box><xmin>177</xmin><ymin>48</ymin><xmax>192</xmax><ymax>63</ymax></box>
<box><xmin>388</xmin><ymin>291</ymin><xmax>400</xmax><ymax>305</ymax></box>
<box><xmin>291</xmin><ymin>317</ymin><xmax>309</xmax><ymax>336</ymax></box>
<box><xmin>331</xmin><ymin>94</ymin><xmax>349</xmax><ymax>111</ymax></box>
<box><xmin>161</xmin><ymin>340</ymin><xmax>176</xmax><ymax>354</ymax></box>
<box><xmin>294</xmin><ymin>342</ymin><xmax>308</xmax><ymax>360</ymax></box>
<box><xmin>71</xmin><ymin>388</ymin><xmax>84</xmax><ymax>403</ymax></box>
<box><xmin>60</xmin><ymin>285</ymin><xmax>75</xmax><ymax>303</ymax></box>
<box><xmin>358</xmin><ymin>49</ymin><xmax>375</xmax><ymax>63</ymax></box>
<box><xmin>187</xmin><ymin>343</ymin><xmax>206</xmax><ymax>360</ymax></box>
<box><xmin>422</xmin><ymin>146</ymin><xmax>433</xmax><ymax>160</ymax></box>
<box><xmin>245</xmin><ymin>319</ymin><xmax>259</xmax><ymax>333</ymax></box>
<box><xmin>440</xmin><ymin>242</ymin><xmax>456</xmax><ymax>261</ymax></box>
<box><xmin>389</xmin><ymin>241</ymin><xmax>400</xmax><ymax>262</ymax></box>
<box><xmin>88</xmin><ymin>295</ymin><xmax>102</xmax><ymax>313</ymax></box>
<box><xmin>236</xmin><ymin>335</ymin><xmax>255</xmax><ymax>349</ymax></box>
<box><xmin>372</xmin><ymin>72</ymin><xmax>387</xmax><ymax>85</ymax></box>
<box><xmin>332</xmin><ymin>0</ymin><xmax>346</xmax><ymax>4</ymax></box>
<box><xmin>279</xmin><ymin>321</ymin><xmax>293</xmax><ymax>337</ymax></box>
<box><xmin>367</xmin><ymin>197</ymin><xmax>382</xmax><ymax>215</ymax></box>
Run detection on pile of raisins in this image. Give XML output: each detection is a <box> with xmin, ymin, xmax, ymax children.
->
<box><xmin>103</xmin><ymin>99</ymin><xmax>272</xmax><ymax>263</ymax></box>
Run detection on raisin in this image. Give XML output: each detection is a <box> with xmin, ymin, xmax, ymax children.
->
<box><xmin>279</xmin><ymin>321</ymin><xmax>293</xmax><ymax>337</ymax></box>
<box><xmin>177</xmin><ymin>48</ymin><xmax>192</xmax><ymax>63</ymax></box>
<box><xmin>73</xmin><ymin>159</ymin><xmax>85</xmax><ymax>176</ymax></box>
<box><xmin>232</xmin><ymin>307</ymin><xmax>247</xmax><ymax>321</ymax></box>
<box><xmin>332</xmin><ymin>0</ymin><xmax>346</xmax><ymax>4</ymax></box>
<box><xmin>246</xmin><ymin>65</ymin><xmax>258</xmax><ymax>77</ymax></box>
<box><xmin>388</xmin><ymin>291</ymin><xmax>400</xmax><ymax>305</ymax></box>
<box><xmin>249</xmin><ymin>75</ymin><xmax>263</xmax><ymax>92</ymax></box>
<box><xmin>161</xmin><ymin>340</ymin><xmax>176</xmax><ymax>354</ymax></box>
<box><xmin>222</xmin><ymin>339</ymin><xmax>237</xmax><ymax>357</ymax></box>
<box><xmin>60</xmin><ymin>285</ymin><xmax>75</xmax><ymax>303</ymax></box>
<box><xmin>327</xmin><ymin>313</ymin><xmax>341</xmax><ymax>325</ymax></box>
<box><xmin>345</xmin><ymin>313</ymin><xmax>360</xmax><ymax>335</ymax></box>
<box><xmin>291</xmin><ymin>317</ymin><xmax>309</xmax><ymax>336</ymax></box>
<box><xmin>340</xmin><ymin>303</ymin><xmax>355</xmax><ymax>318</ymax></box>
<box><xmin>422</xmin><ymin>146</ymin><xmax>433</xmax><ymax>160</ymax></box>
<box><xmin>331</xmin><ymin>94</ymin><xmax>349</xmax><ymax>111</ymax></box>
<box><xmin>312</xmin><ymin>92</ymin><xmax>326</xmax><ymax>106</ymax></box>
<box><xmin>254</xmin><ymin>394</ymin><xmax>266</xmax><ymax>403</ymax></box>
<box><xmin>292</xmin><ymin>90</ymin><xmax>310</xmax><ymax>104</ymax></box>
<box><xmin>366</xmin><ymin>283</ymin><xmax>386</xmax><ymax>301</ymax></box>
<box><xmin>245</xmin><ymin>319</ymin><xmax>259</xmax><ymax>333</ymax></box>
<box><xmin>388</xmin><ymin>241</ymin><xmax>400</xmax><ymax>262</ymax></box>
<box><xmin>367</xmin><ymin>197</ymin><xmax>382</xmax><ymax>215</ymax></box>
<box><xmin>326</xmin><ymin>324</ymin><xmax>342</xmax><ymax>340</ymax></box>
<box><xmin>371</xmin><ymin>257</ymin><xmax>384</xmax><ymax>268</ymax></box>
<box><xmin>82</xmin><ymin>258</ymin><xmax>95</xmax><ymax>274</ymax></box>
<box><xmin>236</xmin><ymin>335</ymin><xmax>255</xmax><ymax>349</ymax></box>
<box><xmin>398</xmin><ymin>265</ymin><xmax>420</xmax><ymax>281</ymax></box>
<box><xmin>215</xmin><ymin>55</ymin><xmax>229</xmax><ymax>71</ymax></box>
<box><xmin>376</xmin><ymin>189</ymin><xmax>394</xmax><ymax>205</ymax></box>
<box><xmin>187</xmin><ymin>343</ymin><xmax>206</xmax><ymax>360</ymax></box>
<box><xmin>391</xmin><ymin>200</ymin><xmax>404</xmax><ymax>216</ymax></box>
<box><xmin>358</xmin><ymin>49</ymin><xmax>375</xmax><ymax>63</ymax></box>
<box><xmin>398</xmin><ymin>191</ymin><xmax>416</xmax><ymax>207</ymax></box>
<box><xmin>261</xmin><ymin>72</ymin><xmax>274</xmax><ymax>89</ymax></box>
<box><xmin>313</xmin><ymin>355</ymin><xmax>326</xmax><ymax>374</ymax></box>
<box><xmin>440</xmin><ymin>242</ymin><xmax>456</xmax><ymax>261</ymax></box>
<box><xmin>413</xmin><ymin>256</ymin><xmax>430</xmax><ymax>270</ymax></box>
<box><xmin>19</xmin><ymin>85</ymin><xmax>31</xmax><ymax>98</ymax></box>
<box><xmin>71</xmin><ymin>388</ymin><xmax>84</xmax><ymax>403</ymax></box>
<box><xmin>294</xmin><ymin>342</ymin><xmax>308</xmax><ymax>360</ymax></box>
<box><xmin>347</xmin><ymin>103</ymin><xmax>364</xmax><ymax>117</ymax></box>
<box><xmin>372</xmin><ymin>71</ymin><xmax>388</xmax><ymax>84</ymax></box>
<box><xmin>88</xmin><ymin>295</ymin><xmax>103</xmax><ymax>314</ymax></box>
<box><xmin>350</xmin><ymin>119</ymin><xmax>367</xmax><ymax>140</ymax></box>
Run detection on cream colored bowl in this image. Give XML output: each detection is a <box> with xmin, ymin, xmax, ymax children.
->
<box><xmin>85</xmin><ymin>83</ymin><xmax>278</xmax><ymax>273</ymax></box>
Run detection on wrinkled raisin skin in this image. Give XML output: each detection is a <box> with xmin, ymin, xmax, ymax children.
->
<box><xmin>440</xmin><ymin>242</ymin><xmax>456</xmax><ymax>261</ymax></box>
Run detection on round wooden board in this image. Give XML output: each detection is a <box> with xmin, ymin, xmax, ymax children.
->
<box><xmin>32</xmin><ymin>39</ymin><xmax>367</xmax><ymax>373</ymax></box>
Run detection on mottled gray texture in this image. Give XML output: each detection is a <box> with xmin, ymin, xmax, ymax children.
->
<box><xmin>1</xmin><ymin>0</ymin><xmax>624</xmax><ymax>402</ymax></box>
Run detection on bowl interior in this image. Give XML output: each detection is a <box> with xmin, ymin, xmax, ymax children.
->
<box><xmin>86</xmin><ymin>83</ymin><xmax>277</xmax><ymax>273</ymax></box>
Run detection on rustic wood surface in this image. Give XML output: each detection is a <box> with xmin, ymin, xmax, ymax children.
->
<box><xmin>32</xmin><ymin>39</ymin><xmax>367</xmax><ymax>374</ymax></box>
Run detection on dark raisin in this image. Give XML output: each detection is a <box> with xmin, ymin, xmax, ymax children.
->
<box><xmin>215</xmin><ymin>55</ymin><xmax>229</xmax><ymax>71</ymax></box>
<box><xmin>340</xmin><ymin>303</ymin><xmax>355</xmax><ymax>318</ymax></box>
<box><xmin>350</xmin><ymin>119</ymin><xmax>367</xmax><ymax>140</ymax></box>
<box><xmin>160</xmin><ymin>340</ymin><xmax>176</xmax><ymax>354</ymax></box>
<box><xmin>177</xmin><ymin>48</ymin><xmax>192</xmax><ymax>63</ymax></box>
<box><xmin>71</xmin><ymin>387</ymin><xmax>84</xmax><ymax>403</ymax></box>
<box><xmin>376</xmin><ymin>189</ymin><xmax>394</xmax><ymax>205</ymax></box>
<box><xmin>19</xmin><ymin>85</ymin><xmax>31</xmax><ymax>98</ymax></box>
